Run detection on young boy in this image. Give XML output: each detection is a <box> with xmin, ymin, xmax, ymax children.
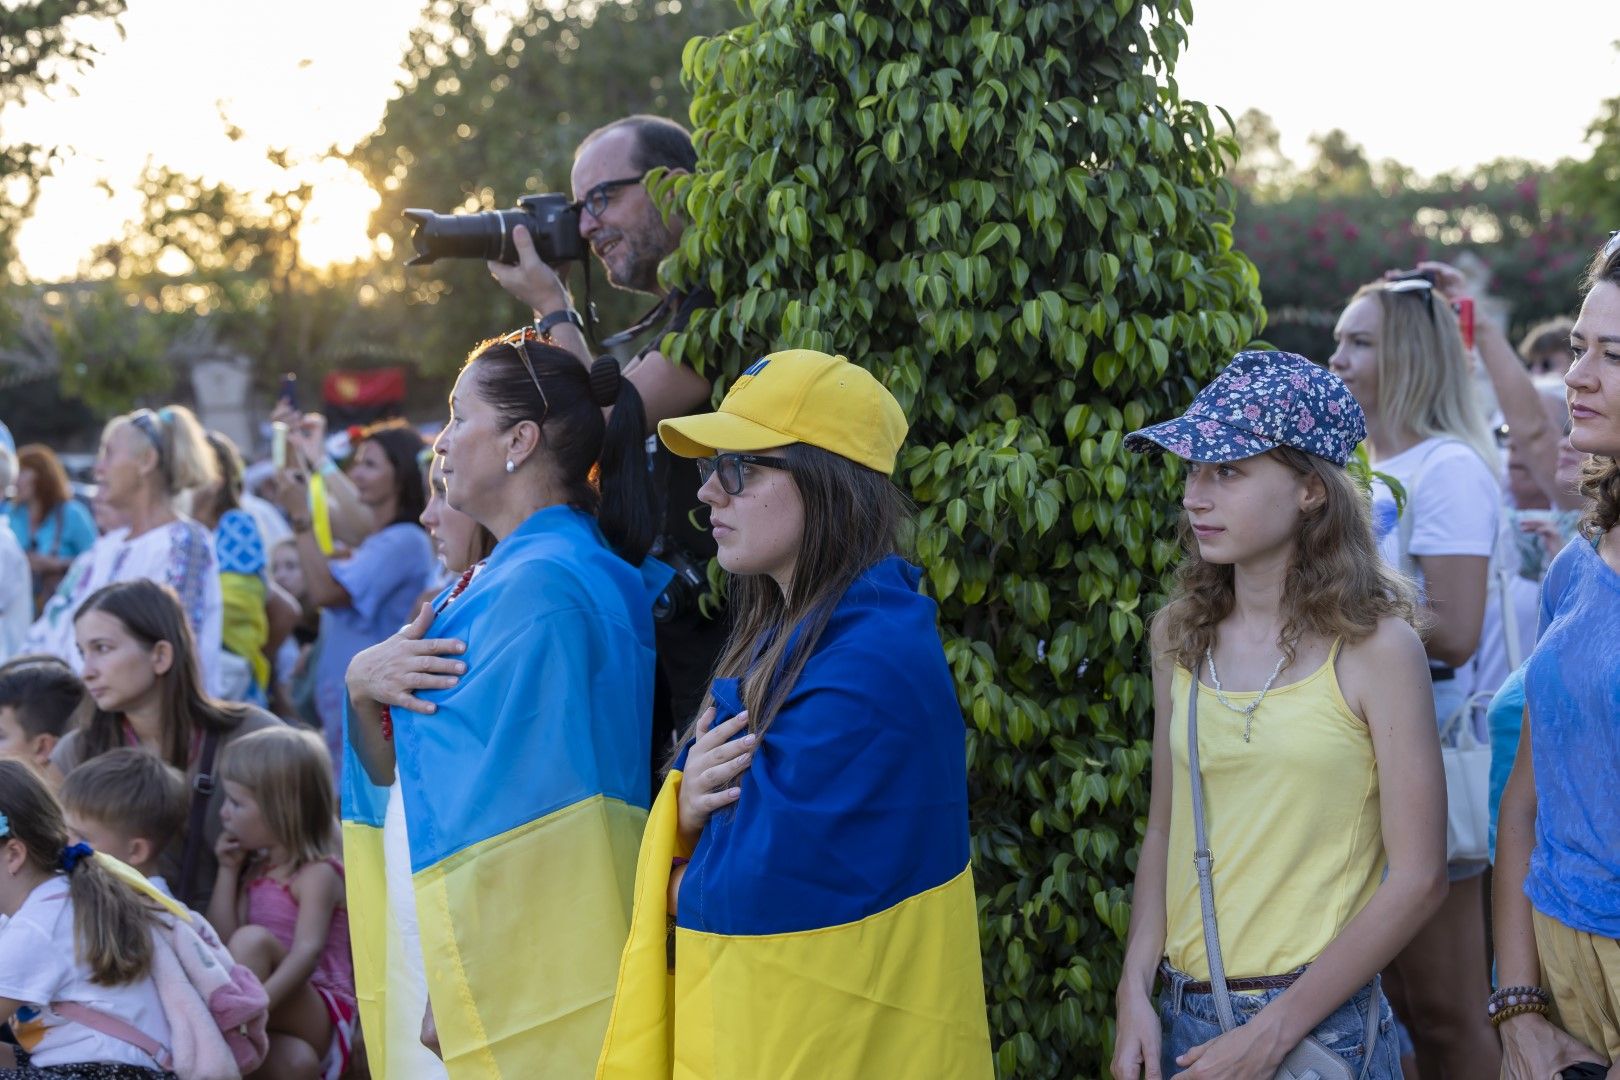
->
<box><xmin>60</xmin><ymin>747</ymin><xmax>189</xmax><ymax>897</ymax></box>
<box><xmin>0</xmin><ymin>659</ymin><xmax>87</xmax><ymax>777</ymax></box>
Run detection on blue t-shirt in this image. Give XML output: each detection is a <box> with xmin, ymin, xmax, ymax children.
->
<box><xmin>7</xmin><ymin>500</ymin><xmax>97</xmax><ymax>562</ymax></box>
<box><xmin>1522</xmin><ymin>536</ymin><xmax>1620</xmax><ymax>937</ymax></box>
<box><xmin>313</xmin><ymin>523</ymin><xmax>437</xmax><ymax>770</ymax></box>
<box><xmin>1485</xmin><ymin>665</ymin><xmax>1527</xmax><ymax>860</ymax></box>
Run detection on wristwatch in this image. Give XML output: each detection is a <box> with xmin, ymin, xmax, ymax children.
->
<box><xmin>534</xmin><ymin>309</ymin><xmax>585</xmax><ymax>340</ymax></box>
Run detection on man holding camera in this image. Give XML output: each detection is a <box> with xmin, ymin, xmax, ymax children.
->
<box><xmin>487</xmin><ymin>114</ymin><xmax>723</xmax><ymax>748</ymax></box>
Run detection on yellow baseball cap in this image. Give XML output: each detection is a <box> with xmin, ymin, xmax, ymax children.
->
<box><xmin>658</xmin><ymin>349</ymin><xmax>909</xmax><ymax>474</ymax></box>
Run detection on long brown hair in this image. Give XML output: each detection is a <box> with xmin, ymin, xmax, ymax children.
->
<box><xmin>1153</xmin><ymin>447</ymin><xmax>1418</xmax><ymax>672</ymax></box>
<box><xmin>73</xmin><ymin>580</ymin><xmax>246</xmax><ymax>769</ymax></box>
<box><xmin>0</xmin><ymin>760</ymin><xmax>157</xmax><ymax>985</ymax></box>
<box><xmin>691</xmin><ymin>443</ymin><xmax>912</xmax><ymax>748</ymax></box>
<box><xmin>1578</xmin><ymin>241</ymin><xmax>1620</xmax><ymax>539</ymax></box>
<box><xmin>16</xmin><ymin>444</ymin><xmax>72</xmax><ymax>515</ymax></box>
<box><xmin>218</xmin><ymin>727</ymin><xmax>336</xmax><ymax>868</ymax></box>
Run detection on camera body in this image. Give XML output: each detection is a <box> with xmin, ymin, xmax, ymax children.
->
<box><xmin>651</xmin><ymin>544</ymin><xmax>708</xmax><ymax>625</ymax></box>
<box><xmin>403</xmin><ymin>193</ymin><xmax>585</xmax><ymax>267</ymax></box>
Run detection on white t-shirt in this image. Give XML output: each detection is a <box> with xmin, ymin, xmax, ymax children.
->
<box><xmin>0</xmin><ymin>877</ymin><xmax>172</xmax><ymax>1069</ymax></box>
<box><xmin>1370</xmin><ymin>437</ymin><xmax>1501</xmax><ymax>692</ymax></box>
<box><xmin>0</xmin><ymin>519</ymin><xmax>29</xmax><ymax>662</ymax></box>
<box><xmin>23</xmin><ymin>518</ymin><xmax>224</xmax><ymax>696</ymax></box>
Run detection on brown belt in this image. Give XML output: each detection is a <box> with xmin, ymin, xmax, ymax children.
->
<box><xmin>1160</xmin><ymin>960</ymin><xmax>1303</xmax><ymax>996</ymax></box>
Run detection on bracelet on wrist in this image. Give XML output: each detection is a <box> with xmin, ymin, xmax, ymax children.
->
<box><xmin>1487</xmin><ymin>985</ymin><xmax>1551</xmax><ymax>1027</ymax></box>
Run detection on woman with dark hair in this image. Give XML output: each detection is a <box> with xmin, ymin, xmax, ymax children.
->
<box><xmin>343</xmin><ymin>332</ymin><xmax>667</xmax><ymax>1075</ymax></box>
<box><xmin>25</xmin><ymin>405</ymin><xmax>226</xmax><ymax>697</ymax></box>
<box><xmin>275</xmin><ymin>419</ymin><xmax>436</xmax><ymax>774</ymax></box>
<box><xmin>1494</xmin><ymin>233</ymin><xmax>1620</xmax><ymax>1078</ymax></box>
<box><xmin>597</xmin><ymin>349</ymin><xmax>992</xmax><ymax>1079</ymax></box>
<box><xmin>51</xmin><ymin>578</ymin><xmax>279</xmax><ymax>908</ymax></box>
<box><xmin>7</xmin><ymin>444</ymin><xmax>96</xmax><ymax>614</ymax></box>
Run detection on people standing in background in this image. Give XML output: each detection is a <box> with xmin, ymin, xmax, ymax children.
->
<box><xmin>8</xmin><ymin>444</ymin><xmax>97</xmax><ymax>616</ymax></box>
<box><xmin>1518</xmin><ymin>316</ymin><xmax>1577</xmax><ymax>380</ymax></box>
<box><xmin>1329</xmin><ymin>277</ymin><xmax>1503</xmax><ymax>1077</ymax></box>
<box><xmin>0</xmin><ymin>445</ymin><xmax>28</xmax><ymax>662</ymax></box>
<box><xmin>273</xmin><ymin>419</ymin><xmax>436</xmax><ymax>776</ymax></box>
<box><xmin>23</xmin><ymin>406</ymin><xmax>226</xmax><ymax>697</ymax></box>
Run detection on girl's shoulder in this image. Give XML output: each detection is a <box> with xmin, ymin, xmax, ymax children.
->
<box><xmin>1334</xmin><ymin>616</ymin><xmax>1429</xmax><ymax>713</ymax></box>
<box><xmin>288</xmin><ymin>857</ymin><xmax>344</xmax><ymax>903</ymax></box>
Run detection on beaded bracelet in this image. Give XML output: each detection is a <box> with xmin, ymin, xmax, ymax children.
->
<box><xmin>1486</xmin><ymin>985</ymin><xmax>1551</xmax><ymax>1027</ymax></box>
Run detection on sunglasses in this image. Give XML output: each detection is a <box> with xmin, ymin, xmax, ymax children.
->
<box><xmin>1605</xmin><ymin>229</ymin><xmax>1620</xmax><ymax>262</ymax></box>
<box><xmin>496</xmin><ymin>326</ymin><xmax>552</xmax><ymax>429</ymax></box>
<box><xmin>570</xmin><ymin>175</ymin><xmax>646</xmax><ymax>219</ymax></box>
<box><xmin>1381</xmin><ymin>276</ymin><xmax>1437</xmax><ymax>317</ymax></box>
<box><xmin>695</xmin><ymin>452</ymin><xmax>793</xmax><ymax>495</ymax></box>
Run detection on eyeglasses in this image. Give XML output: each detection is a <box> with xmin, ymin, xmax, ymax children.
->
<box><xmin>570</xmin><ymin>175</ymin><xmax>645</xmax><ymax>219</ymax></box>
<box><xmin>695</xmin><ymin>452</ymin><xmax>793</xmax><ymax>495</ymax></box>
<box><xmin>1382</xmin><ymin>277</ymin><xmax>1436</xmax><ymax>318</ymax></box>
<box><xmin>1604</xmin><ymin>229</ymin><xmax>1620</xmax><ymax>261</ymax></box>
<box><xmin>496</xmin><ymin>326</ymin><xmax>551</xmax><ymax>430</ymax></box>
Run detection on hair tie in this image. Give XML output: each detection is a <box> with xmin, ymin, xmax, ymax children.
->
<box><xmin>589</xmin><ymin>355</ymin><xmax>623</xmax><ymax>408</ymax></box>
<box><xmin>60</xmin><ymin>842</ymin><xmax>94</xmax><ymax>873</ymax></box>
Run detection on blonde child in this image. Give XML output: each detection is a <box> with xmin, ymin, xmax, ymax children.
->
<box><xmin>206</xmin><ymin>727</ymin><xmax>353</xmax><ymax>1080</ymax></box>
<box><xmin>60</xmin><ymin>749</ymin><xmax>187</xmax><ymax>898</ymax></box>
<box><xmin>0</xmin><ymin>759</ymin><xmax>175</xmax><ymax>1077</ymax></box>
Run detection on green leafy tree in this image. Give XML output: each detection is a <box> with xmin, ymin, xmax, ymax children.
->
<box><xmin>349</xmin><ymin>0</ymin><xmax>739</xmax><ymax>370</ymax></box>
<box><xmin>0</xmin><ymin>0</ymin><xmax>126</xmax><ymax>284</ymax></box>
<box><xmin>1550</xmin><ymin>42</ymin><xmax>1620</xmax><ymax>238</ymax></box>
<box><xmin>662</xmin><ymin>0</ymin><xmax>1263</xmax><ymax>1073</ymax></box>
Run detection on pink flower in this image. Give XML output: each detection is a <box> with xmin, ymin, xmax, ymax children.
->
<box><xmin>1296</xmin><ymin>411</ymin><xmax>1315</xmax><ymax>433</ymax></box>
<box><xmin>1243</xmin><ymin>404</ymin><xmax>1261</xmax><ymax>420</ymax></box>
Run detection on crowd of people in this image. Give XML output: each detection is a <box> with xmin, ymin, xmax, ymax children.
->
<box><xmin>0</xmin><ymin>110</ymin><xmax>1610</xmax><ymax>1080</ymax></box>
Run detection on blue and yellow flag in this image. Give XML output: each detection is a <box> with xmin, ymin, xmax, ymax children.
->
<box><xmin>344</xmin><ymin>506</ymin><xmax>666</xmax><ymax>1079</ymax></box>
<box><xmin>597</xmin><ymin>556</ymin><xmax>993</xmax><ymax>1079</ymax></box>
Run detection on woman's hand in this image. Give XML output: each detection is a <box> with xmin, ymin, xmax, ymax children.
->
<box><xmin>1409</xmin><ymin>259</ymin><xmax>1469</xmax><ymax>302</ymax></box>
<box><xmin>345</xmin><ymin>602</ymin><xmax>466</xmax><ymax>715</ymax></box>
<box><xmin>676</xmin><ymin>706</ymin><xmax>755</xmax><ymax>851</ymax></box>
<box><xmin>1520</xmin><ymin>516</ymin><xmax>1569</xmax><ymax>562</ymax></box>
<box><xmin>1499</xmin><ymin>1012</ymin><xmax>1604</xmax><ymax>1080</ymax></box>
<box><xmin>1111</xmin><ymin>990</ymin><xmax>1163</xmax><ymax>1079</ymax></box>
<box><xmin>214</xmin><ymin>830</ymin><xmax>246</xmax><ymax>872</ymax></box>
<box><xmin>1171</xmin><ymin>1017</ymin><xmax>1286</xmax><ymax>1079</ymax></box>
<box><xmin>273</xmin><ymin>464</ymin><xmax>312</xmax><ymax>524</ymax></box>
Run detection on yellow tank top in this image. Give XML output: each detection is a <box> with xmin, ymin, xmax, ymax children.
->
<box><xmin>1164</xmin><ymin>645</ymin><xmax>1385</xmax><ymax>980</ymax></box>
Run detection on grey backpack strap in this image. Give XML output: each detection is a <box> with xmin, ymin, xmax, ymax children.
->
<box><xmin>1186</xmin><ymin>670</ymin><xmax>1239</xmax><ymax>1033</ymax></box>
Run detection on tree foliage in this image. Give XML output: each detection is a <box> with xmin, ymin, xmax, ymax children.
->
<box><xmin>0</xmin><ymin>0</ymin><xmax>126</xmax><ymax>283</ymax></box>
<box><xmin>662</xmin><ymin>0</ymin><xmax>1262</xmax><ymax>1073</ymax></box>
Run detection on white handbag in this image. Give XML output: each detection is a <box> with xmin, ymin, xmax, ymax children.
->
<box><xmin>1438</xmin><ymin>694</ymin><xmax>1493</xmax><ymax>863</ymax></box>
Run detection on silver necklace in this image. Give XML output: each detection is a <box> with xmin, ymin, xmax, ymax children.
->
<box><xmin>1204</xmin><ymin>646</ymin><xmax>1288</xmax><ymax>743</ymax></box>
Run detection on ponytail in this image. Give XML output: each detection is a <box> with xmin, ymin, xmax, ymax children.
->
<box><xmin>0</xmin><ymin>762</ymin><xmax>154</xmax><ymax>986</ymax></box>
<box><xmin>68</xmin><ymin>854</ymin><xmax>156</xmax><ymax>985</ymax></box>
<box><xmin>593</xmin><ymin>359</ymin><xmax>657</xmax><ymax>565</ymax></box>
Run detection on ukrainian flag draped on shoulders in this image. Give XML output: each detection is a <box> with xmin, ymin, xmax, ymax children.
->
<box><xmin>598</xmin><ymin>554</ymin><xmax>993</xmax><ymax>1080</ymax></box>
<box><xmin>343</xmin><ymin>504</ymin><xmax>669</xmax><ymax>1079</ymax></box>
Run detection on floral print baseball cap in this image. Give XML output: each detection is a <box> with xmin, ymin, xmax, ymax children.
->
<box><xmin>1124</xmin><ymin>350</ymin><xmax>1366</xmax><ymax>467</ymax></box>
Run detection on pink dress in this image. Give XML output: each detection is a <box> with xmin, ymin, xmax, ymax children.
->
<box><xmin>244</xmin><ymin>857</ymin><xmax>357</xmax><ymax>1079</ymax></box>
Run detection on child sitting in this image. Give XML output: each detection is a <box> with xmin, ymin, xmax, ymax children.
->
<box><xmin>207</xmin><ymin>727</ymin><xmax>353</xmax><ymax>1080</ymax></box>
<box><xmin>0</xmin><ymin>759</ymin><xmax>176</xmax><ymax>1076</ymax></box>
<box><xmin>60</xmin><ymin>749</ymin><xmax>187</xmax><ymax>898</ymax></box>
<box><xmin>0</xmin><ymin>660</ymin><xmax>87</xmax><ymax>780</ymax></box>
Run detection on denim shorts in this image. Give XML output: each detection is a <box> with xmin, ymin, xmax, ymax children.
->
<box><xmin>1158</xmin><ymin>963</ymin><xmax>1401</xmax><ymax>1079</ymax></box>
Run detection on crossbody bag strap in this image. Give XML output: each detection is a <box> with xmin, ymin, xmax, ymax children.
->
<box><xmin>177</xmin><ymin>729</ymin><xmax>221</xmax><ymax>907</ymax></box>
<box><xmin>1185</xmin><ymin>671</ymin><xmax>1239</xmax><ymax>1033</ymax></box>
<box><xmin>50</xmin><ymin>1001</ymin><xmax>175</xmax><ymax>1071</ymax></box>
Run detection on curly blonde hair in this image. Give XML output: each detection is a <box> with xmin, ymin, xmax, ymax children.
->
<box><xmin>1153</xmin><ymin>447</ymin><xmax>1418</xmax><ymax>671</ymax></box>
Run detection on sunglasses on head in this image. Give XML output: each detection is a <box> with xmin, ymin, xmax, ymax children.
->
<box><xmin>1604</xmin><ymin>229</ymin><xmax>1620</xmax><ymax>262</ymax></box>
<box><xmin>496</xmin><ymin>326</ymin><xmax>552</xmax><ymax>430</ymax></box>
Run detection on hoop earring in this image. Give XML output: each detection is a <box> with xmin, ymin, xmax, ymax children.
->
<box><xmin>505</xmin><ymin>459</ymin><xmax>515</xmax><ymax>473</ymax></box>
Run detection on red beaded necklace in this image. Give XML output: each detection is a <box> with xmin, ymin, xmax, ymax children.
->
<box><xmin>380</xmin><ymin>563</ymin><xmax>478</xmax><ymax>742</ymax></box>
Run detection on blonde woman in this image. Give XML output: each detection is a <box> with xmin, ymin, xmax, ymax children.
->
<box><xmin>24</xmin><ymin>405</ymin><xmax>226</xmax><ymax>696</ymax></box>
<box><xmin>1330</xmin><ymin>277</ymin><xmax>1502</xmax><ymax>1075</ymax></box>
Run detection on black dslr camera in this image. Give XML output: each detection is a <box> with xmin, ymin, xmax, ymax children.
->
<box><xmin>403</xmin><ymin>193</ymin><xmax>585</xmax><ymax>266</ymax></box>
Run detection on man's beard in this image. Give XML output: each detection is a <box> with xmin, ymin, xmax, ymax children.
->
<box><xmin>599</xmin><ymin>209</ymin><xmax>678</xmax><ymax>295</ymax></box>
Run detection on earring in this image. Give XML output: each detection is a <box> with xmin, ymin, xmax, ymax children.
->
<box><xmin>505</xmin><ymin>459</ymin><xmax>515</xmax><ymax>473</ymax></box>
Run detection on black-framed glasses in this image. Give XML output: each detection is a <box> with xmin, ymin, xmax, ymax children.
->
<box><xmin>570</xmin><ymin>175</ymin><xmax>646</xmax><ymax>219</ymax></box>
<box><xmin>496</xmin><ymin>326</ymin><xmax>551</xmax><ymax>429</ymax></box>
<box><xmin>695</xmin><ymin>452</ymin><xmax>793</xmax><ymax>495</ymax></box>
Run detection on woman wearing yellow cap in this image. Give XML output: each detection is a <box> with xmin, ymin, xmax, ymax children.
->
<box><xmin>596</xmin><ymin>349</ymin><xmax>993</xmax><ymax>1078</ymax></box>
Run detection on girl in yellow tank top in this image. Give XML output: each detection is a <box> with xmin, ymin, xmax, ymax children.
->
<box><xmin>1110</xmin><ymin>352</ymin><xmax>1448</xmax><ymax>1080</ymax></box>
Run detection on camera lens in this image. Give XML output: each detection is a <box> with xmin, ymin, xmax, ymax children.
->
<box><xmin>403</xmin><ymin>208</ymin><xmax>523</xmax><ymax>266</ymax></box>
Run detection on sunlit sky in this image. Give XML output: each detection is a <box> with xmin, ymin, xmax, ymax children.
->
<box><xmin>11</xmin><ymin>0</ymin><xmax>1619</xmax><ymax>282</ymax></box>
